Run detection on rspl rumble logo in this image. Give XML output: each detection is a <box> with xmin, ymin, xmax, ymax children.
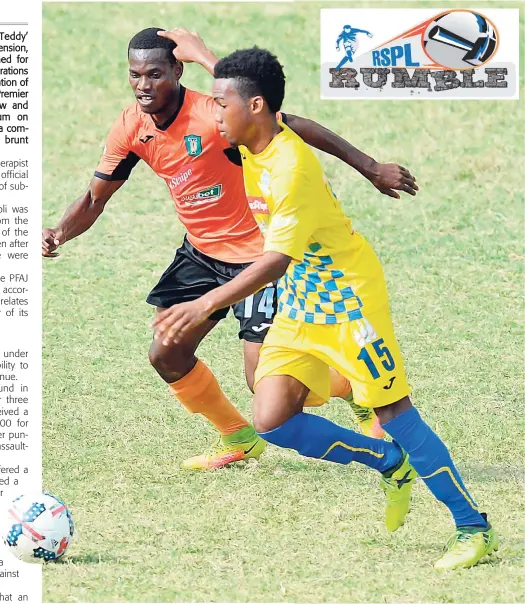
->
<box><xmin>321</xmin><ymin>8</ymin><xmax>519</xmax><ymax>99</ymax></box>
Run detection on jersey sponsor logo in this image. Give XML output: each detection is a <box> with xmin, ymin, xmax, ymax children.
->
<box><xmin>168</xmin><ymin>168</ymin><xmax>193</xmax><ymax>189</ymax></box>
<box><xmin>248</xmin><ymin>196</ymin><xmax>269</xmax><ymax>214</ymax></box>
<box><xmin>184</xmin><ymin>134</ymin><xmax>202</xmax><ymax>157</ymax></box>
<box><xmin>181</xmin><ymin>184</ymin><xmax>223</xmax><ymax>205</ymax></box>
<box><xmin>139</xmin><ymin>134</ymin><xmax>154</xmax><ymax>144</ymax></box>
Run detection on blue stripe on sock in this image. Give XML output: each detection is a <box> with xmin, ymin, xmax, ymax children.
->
<box><xmin>259</xmin><ymin>412</ymin><xmax>402</xmax><ymax>473</ymax></box>
<box><xmin>383</xmin><ymin>406</ymin><xmax>487</xmax><ymax>527</ymax></box>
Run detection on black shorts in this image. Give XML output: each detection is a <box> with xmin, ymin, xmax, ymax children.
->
<box><xmin>147</xmin><ymin>237</ymin><xmax>277</xmax><ymax>343</ymax></box>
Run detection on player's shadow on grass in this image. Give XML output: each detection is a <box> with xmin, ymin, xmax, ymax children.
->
<box><xmin>461</xmin><ymin>463</ymin><xmax>524</xmax><ymax>482</ymax></box>
<box><xmin>56</xmin><ymin>552</ymin><xmax>116</xmax><ymax>565</ymax></box>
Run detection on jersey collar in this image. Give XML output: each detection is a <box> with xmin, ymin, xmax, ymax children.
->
<box><xmin>151</xmin><ymin>86</ymin><xmax>186</xmax><ymax>131</ymax></box>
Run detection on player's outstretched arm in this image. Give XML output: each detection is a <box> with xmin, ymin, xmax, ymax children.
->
<box><xmin>42</xmin><ymin>176</ymin><xmax>124</xmax><ymax>257</ymax></box>
<box><xmin>158</xmin><ymin>29</ymin><xmax>218</xmax><ymax>75</ymax></box>
<box><xmin>285</xmin><ymin>114</ymin><xmax>418</xmax><ymax>199</ymax></box>
<box><xmin>153</xmin><ymin>252</ymin><xmax>290</xmax><ymax>345</ymax></box>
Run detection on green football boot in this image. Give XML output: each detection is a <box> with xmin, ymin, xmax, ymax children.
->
<box><xmin>346</xmin><ymin>397</ymin><xmax>386</xmax><ymax>439</ymax></box>
<box><xmin>181</xmin><ymin>426</ymin><xmax>265</xmax><ymax>470</ymax></box>
<box><xmin>380</xmin><ymin>453</ymin><xmax>417</xmax><ymax>532</ymax></box>
<box><xmin>435</xmin><ymin>515</ymin><xmax>499</xmax><ymax>570</ymax></box>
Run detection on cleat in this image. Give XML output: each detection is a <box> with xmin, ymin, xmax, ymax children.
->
<box><xmin>346</xmin><ymin>394</ymin><xmax>385</xmax><ymax>439</ymax></box>
<box><xmin>380</xmin><ymin>453</ymin><xmax>417</xmax><ymax>532</ymax></box>
<box><xmin>181</xmin><ymin>434</ymin><xmax>266</xmax><ymax>470</ymax></box>
<box><xmin>434</xmin><ymin>516</ymin><xmax>499</xmax><ymax>570</ymax></box>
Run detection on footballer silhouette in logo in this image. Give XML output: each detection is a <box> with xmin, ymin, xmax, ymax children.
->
<box><xmin>336</xmin><ymin>24</ymin><xmax>373</xmax><ymax>69</ymax></box>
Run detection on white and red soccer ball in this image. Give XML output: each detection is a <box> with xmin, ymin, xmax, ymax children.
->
<box><xmin>2</xmin><ymin>493</ymin><xmax>74</xmax><ymax>563</ymax></box>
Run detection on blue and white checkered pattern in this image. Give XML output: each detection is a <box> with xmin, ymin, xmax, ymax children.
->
<box><xmin>277</xmin><ymin>243</ymin><xmax>362</xmax><ymax>324</ymax></box>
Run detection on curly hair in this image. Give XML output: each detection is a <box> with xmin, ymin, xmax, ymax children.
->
<box><xmin>128</xmin><ymin>28</ymin><xmax>177</xmax><ymax>64</ymax></box>
<box><xmin>214</xmin><ymin>47</ymin><xmax>285</xmax><ymax>113</ymax></box>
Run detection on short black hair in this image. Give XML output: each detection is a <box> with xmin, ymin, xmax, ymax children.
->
<box><xmin>128</xmin><ymin>27</ymin><xmax>177</xmax><ymax>64</ymax></box>
<box><xmin>214</xmin><ymin>47</ymin><xmax>285</xmax><ymax>113</ymax></box>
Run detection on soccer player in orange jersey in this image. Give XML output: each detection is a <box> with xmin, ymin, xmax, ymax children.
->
<box><xmin>42</xmin><ymin>28</ymin><xmax>417</xmax><ymax>470</ymax></box>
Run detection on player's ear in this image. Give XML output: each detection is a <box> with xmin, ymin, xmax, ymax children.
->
<box><xmin>173</xmin><ymin>60</ymin><xmax>184</xmax><ymax>80</ymax></box>
<box><xmin>250</xmin><ymin>95</ymin><xmax>265</xmax><ymax>115</ymax></box>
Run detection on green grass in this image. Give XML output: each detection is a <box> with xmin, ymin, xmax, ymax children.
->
<box><xmin>43</xmin><ymin>2</ymin><xmax>524</xmax><ymax>602</ymax></box>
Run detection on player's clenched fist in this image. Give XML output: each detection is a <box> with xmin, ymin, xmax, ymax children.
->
<box><xmin>42</xmin><ymin>227</ymin><xmax>62</xmax><ymax>258</ymax></box>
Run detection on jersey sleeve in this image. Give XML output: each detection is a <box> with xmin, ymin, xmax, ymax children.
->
<box><xmin>264</xmin><ymin>164</ymin><xmax>317</xmax><ymax>261</ymax></box>
<box><xmin>94</xmin><ymin>112</ymin><xmax>140</xmax><ymax>181</ymax></box>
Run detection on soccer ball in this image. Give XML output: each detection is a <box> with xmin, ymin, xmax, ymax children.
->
<box><xmin>2</xmin><ymin>493</ymin><xmax>74</xmax><ymax>563</ymax></box>
<box><xmin>423</xmin><ymin>10</ymin><xmax>498</xmax><ymax>69</ymax></box>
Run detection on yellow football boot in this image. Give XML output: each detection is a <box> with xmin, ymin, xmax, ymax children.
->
<box><xmin>435</xmin><ymin>515</ymin><xmax>499</xmax><ymax>570</ymax></box>
<box><xmin>181</xmin><ymin>427</ymin><xmax>266</xmax><ymax>470</ymax></box>
<box><xmin>380</xmin><ymin>453</ymin><xmax>417</xmax><ymax>532</ymax></box>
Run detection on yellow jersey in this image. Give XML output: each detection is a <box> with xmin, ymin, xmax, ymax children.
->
<box><xmin>240</xmin><ymin>122</ymin><xmax>376</xmax><ymax>325</ymax></box>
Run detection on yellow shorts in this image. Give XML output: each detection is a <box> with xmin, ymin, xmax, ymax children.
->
<box><xmin>254</xmin><ymin>308</ymin><xmax>410</xmax><ymax>409</ymax></box>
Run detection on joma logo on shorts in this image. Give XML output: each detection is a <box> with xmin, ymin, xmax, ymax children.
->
<box><xmin>182</xmin><ymin>184</ymin><xmax>223</xmax><ymax>205</ymax></box>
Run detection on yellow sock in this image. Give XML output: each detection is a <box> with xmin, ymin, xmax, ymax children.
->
<box><xmin>169</xmin><ymin>360</ymin><xmax>249</xmax><ymax>435</ymax></box>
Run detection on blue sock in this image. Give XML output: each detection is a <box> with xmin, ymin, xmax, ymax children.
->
<box><xmin>258</xmin><ymin>412</ymin><xmax>402</xmax><ymax>474</ymax></box>
<box><xmin>383</xmin><ymin>406</ymin><xmax>486</xmax><ymax>528</ymax></box>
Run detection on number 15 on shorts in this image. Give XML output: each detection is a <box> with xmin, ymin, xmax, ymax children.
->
<box><xmin>357</xmin><ymin>338</ymin><xmax>395</xmax><ymax>379</ymax></box>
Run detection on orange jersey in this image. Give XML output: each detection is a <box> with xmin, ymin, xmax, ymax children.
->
<box><xmin>95</xmin><ymin>87</ymin><xmax>264</xmax><ymax>263</ymax></box>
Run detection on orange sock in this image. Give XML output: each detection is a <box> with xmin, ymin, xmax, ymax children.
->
<box><xmin>169</xmin><ymin>360</ymin><xmax>250</xmax><ymax>436</ymax></box>
<box><xmin>329</xmin><ymin>368</ymin><xmax>352</xmax><ymax>399</ymax></box>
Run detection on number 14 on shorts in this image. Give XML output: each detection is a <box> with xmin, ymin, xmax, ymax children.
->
<box><xmin>244</xmin><ymin>285</ymin><xmax>275</xmax><ymax>319</ymax></box>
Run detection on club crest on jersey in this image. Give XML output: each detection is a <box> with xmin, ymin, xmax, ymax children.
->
<box><xmin>184</xmin><ymin>134</ymin><xmax>202</xmax><ymax>157</ymax></box>
<box><xmin>352</xmin><ymin>317</ymin><xmax>377</xmax><ymax>348</ymax></box>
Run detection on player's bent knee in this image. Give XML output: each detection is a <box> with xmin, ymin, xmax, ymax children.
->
<box><xmin>252</xmin><ymin>406</ymin><xmax>274</xmax><ymax>434</ymax></box>
<box><xmin>148</xmin><ymin>340</ymin><xmax>195</xmax><ymax>381</ymax></box>
<box><xmin>252</xmin><ymin>401</ymin><xmax>282</xmax><ymax>434</ymax></box>
<box><xmin>255</xmin><ymin>412</ymin><xmax>306</xmax><ymax>453</ymax></box>
<box><xmin>375</xmin><ymin>395</ymin><xmax>413</xmax><ymax>425</ymax></box>
<box><xmin>253</xmin><ymin>415</ymin><xmax>279</xmax><ymax>435</ymax></box>
<box><xmin>253</xmin><ymin>403</ymin><xmax>300</xmax><ymax>435</ymax></box>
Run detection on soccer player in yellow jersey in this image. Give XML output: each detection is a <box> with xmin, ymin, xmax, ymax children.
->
<box><xmin>153</xmin><ymin>33</ymin><xmax>499</xmax><ymax>569</ymax></box>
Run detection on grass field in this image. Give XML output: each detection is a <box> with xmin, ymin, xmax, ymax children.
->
<box><xmin>42</xmin><ymin>2</ymin><xmax>524</xmax><ymax>602</ymax></box>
